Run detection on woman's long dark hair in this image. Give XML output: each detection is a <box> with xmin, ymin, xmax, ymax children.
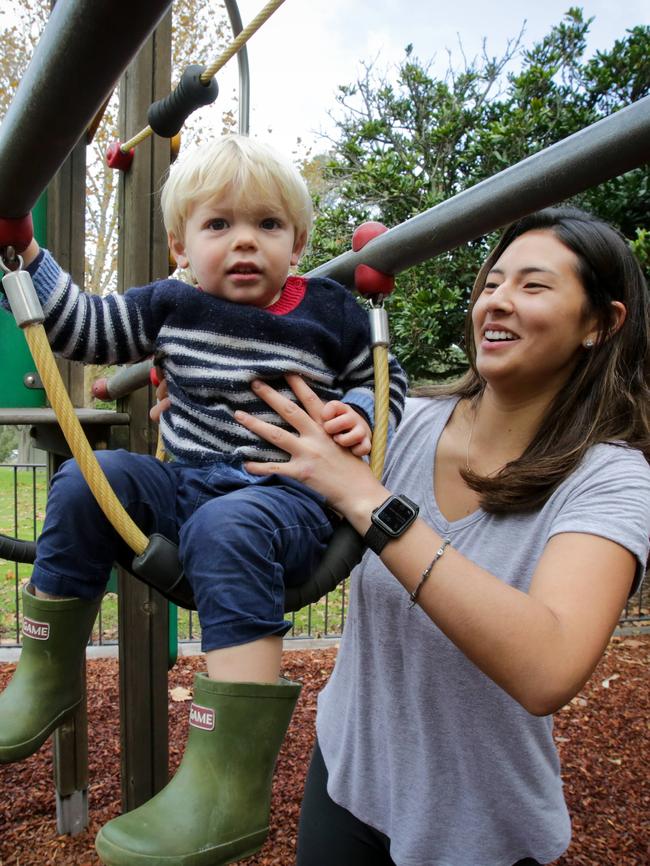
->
<box><xmin>415</xmin><ymin>206</ymin><xmax>650</xmax><ymax>513</ymax></box>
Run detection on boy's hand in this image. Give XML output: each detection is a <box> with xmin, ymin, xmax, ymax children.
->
<box><xmin>321</xmin><ymin>400</ymin><xmax>372</xmax><ymax>457</ymax></box>
<box><xmin>20</xmin><ymin>239</ymin><xmax>40</xmax><ymax>268</ymax></box>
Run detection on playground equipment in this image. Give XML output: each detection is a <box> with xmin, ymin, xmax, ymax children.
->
<box><xmin>0</xmin><ymin>0</ymin><xmax>394</xmax><ymax>843</ymax></box>
<box><xmin>0</xmin><ymin>0</ymin><xmax>649</xmax><ymax>853</ymax></box>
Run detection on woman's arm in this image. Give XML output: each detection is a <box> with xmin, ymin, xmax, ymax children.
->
<box><xmin>238</xmin><ymin>376</ymin><xmax>636</xmax><ymax>716</ymax></box>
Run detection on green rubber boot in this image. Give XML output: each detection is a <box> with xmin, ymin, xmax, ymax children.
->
<box><xmin>95</xmin><ymin>673</ymin><xmax>301</xmax><ymax>866</ymax></box>
<box><xmin>0</xmin><ymin>583</ymin><xmax>100</xmax><ymax>763</ymax></box>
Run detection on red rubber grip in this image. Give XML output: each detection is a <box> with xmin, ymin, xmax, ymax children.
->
<box><xmin>106</xmin><ymin>141</ymin><xmax>135</xmax><ymax>172</ymax></box>
<box><xmin>352</xmin><ymin>222</ymin><xmax>394</xmax><ymax>297</ymax></box>
<box><xmin>0</xmin><ymin>214</ymin><xmax>34</xmax><ymax>253</ymax></box>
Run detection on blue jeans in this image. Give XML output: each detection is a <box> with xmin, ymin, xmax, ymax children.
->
<box><xmin>32</xmin><ymin>450</ymin><xmax>334</xmax><ymax>651</ymax></box>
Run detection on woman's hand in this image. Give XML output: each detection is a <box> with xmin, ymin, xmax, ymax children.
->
<box><xmin>236</xmin><ymin>376</ymin><xmax>386</xmax><ymax>520</ymax></box>
<box><xmin>149</xmin><ymin>375</ymin><xmax>171</xmax><ymax>423</ymax></box>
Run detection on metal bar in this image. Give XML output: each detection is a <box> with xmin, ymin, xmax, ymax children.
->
<box><xmin>308</xmin><ymin>95</ymin><xmax>650</xmax><ymax>285</ymax></box>
<box><xmin>224</xmin><ymin>0</ymin><xmax>250</xmax><ymax>135</ymax></box>
<box><xmin>0</xmin><ymin>0</ymin><xmax>173</xmax><ymax>219</ymax></box>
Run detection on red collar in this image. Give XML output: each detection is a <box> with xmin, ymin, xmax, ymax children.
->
<box><xmin>195</xmin><ymin>276</ymin><xmax>307</xmax><ymax>315</ymax></box>
<box><xmin>265</xmin><ymin>276</ymin><xmax>307</xmax><ymax>315</ymax></box>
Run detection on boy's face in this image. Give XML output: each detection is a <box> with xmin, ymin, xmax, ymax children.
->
<box><xmin>169</xmin><ymin>192</ymin><xmax>306</xmax><ymax>308</ymax></box>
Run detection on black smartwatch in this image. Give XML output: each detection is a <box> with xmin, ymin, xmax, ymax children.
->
<box><xmin>364</xmin><ymin>494</ymin><xmax>419</xmax><ymax>554</ymax></box>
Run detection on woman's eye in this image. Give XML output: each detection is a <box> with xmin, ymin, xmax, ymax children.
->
<box><xmin>483</xmin><ymin>282</ymin><xmax>499</xmax><ymax>291</ymax></box>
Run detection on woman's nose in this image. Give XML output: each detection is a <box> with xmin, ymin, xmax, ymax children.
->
<box><xmin>483</xmin><ymin>282</ymin><xmax>515</xmax><ymax>312</ymax></box>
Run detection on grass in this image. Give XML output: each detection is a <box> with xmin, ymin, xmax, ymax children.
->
<box><xmin>0</xmin><ymin>463</ymin><xmax>348</xmax><ymax>647</ymax></box>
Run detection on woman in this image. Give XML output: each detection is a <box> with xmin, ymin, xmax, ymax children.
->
<box><xmin>234</xmin><ymin>207</ymin><xmax>650</xmax><ymax>866</ymax></box>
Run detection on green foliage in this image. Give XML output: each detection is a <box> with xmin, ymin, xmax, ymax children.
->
<box><xmin>0</xmin><ymin>427</ymin><xmax>17</xmax><ymax>463</ymax></box>
<box><xmin>302</xmin><ymin>10</ymin><xmax>650</xmax><ymax>380</ymax></box>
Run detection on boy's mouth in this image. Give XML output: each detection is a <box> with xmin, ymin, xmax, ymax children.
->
<box><xmin>227</xmin><ymin>262</ymin><xmax>261</xmax><ymax>275</ymax></box>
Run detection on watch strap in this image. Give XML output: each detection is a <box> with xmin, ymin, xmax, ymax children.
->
<box><xmin>364</xmin><ymin>522</ymin><xmax>392</xmax><ymax>555</ymax></box>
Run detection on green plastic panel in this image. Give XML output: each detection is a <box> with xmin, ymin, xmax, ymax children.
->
<box><xmin>0</xmin><ymin>193</ymin><xmax>47</xmax><ymax>408</ymax></box>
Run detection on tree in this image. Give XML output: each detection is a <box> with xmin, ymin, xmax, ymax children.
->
<box><xmin>302</xmin><ymin>9</ymin><xmax>650</xmax><ymax>382</ymax></box>
<box><xmin>0</xmin><ymin>426</ymin><xmax>18</xmax><ymax>463</ymax></box>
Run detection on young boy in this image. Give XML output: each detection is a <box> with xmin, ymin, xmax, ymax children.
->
<box><xmin>0</xmin><ymin>135</ymin><xmax>407</xmax><ymax>865</ymax></box>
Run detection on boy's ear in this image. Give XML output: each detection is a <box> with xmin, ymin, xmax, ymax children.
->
<box><xmin>168</xmin><ymin>231</ymin><xmax>189</xmax><ymax>269</ymax></box>
<box><xmin>290</xmin><ymin>230</ymin><xmax>308</xmax><ymax>266</ymax></box>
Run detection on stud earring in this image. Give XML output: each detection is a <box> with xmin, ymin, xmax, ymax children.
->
<box><xmin>583</xmin><ymin>338</ymin><xmax>595</xmax><ymax>348</ymax></box>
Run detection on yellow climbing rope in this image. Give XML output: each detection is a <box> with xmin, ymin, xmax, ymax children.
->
<box><xmin>370</xmin><ymin>345</ymin><xmax>390</xmax><ymax>479</ymax></box>
<box><xmin>120</xmin><ymin>0</ymin><xmax>286</xmax><ymax>153</ymax></box>
<box><xmin>24</xmin><ymin>323</ymin><xmax>149</xmax><ymax>556</ymax></box>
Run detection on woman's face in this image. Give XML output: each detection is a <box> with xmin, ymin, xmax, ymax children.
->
<box><xmin>471</xmin><ymin>229</ymin><xmax>598</xmax><ymax>398</ymax></box>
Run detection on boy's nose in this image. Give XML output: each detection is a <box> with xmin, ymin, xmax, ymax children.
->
<box><xmin>232</xmin><ymin>228</ymin><xmax>257</xmax><ymax>249</ymax></box>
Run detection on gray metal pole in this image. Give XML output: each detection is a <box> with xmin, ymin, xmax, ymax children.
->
<box><xmin>224</xmin><ymin>0</ymin><xmax>251</xmax><ymax>135</ymax></box>
<box><xmin>0</xmin><ymin>0</ymin><xmax>173</xmax><ymax>218</ymax></box>
<box><xmin>309</xmin><ymin>95</ymin><xmax>650</xmax><ymax>285</ymax></box>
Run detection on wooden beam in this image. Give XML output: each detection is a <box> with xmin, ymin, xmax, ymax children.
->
<box><xmin>116</xmin><ymin>12</ymin><xmax>172</xmax><ymax>811</ymax></box>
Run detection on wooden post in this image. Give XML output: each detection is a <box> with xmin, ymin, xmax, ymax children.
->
<box><xmin>116</xmin><ymin>12</ymin><xmax>172</xmax><ymax>811</ymax></box>
<box><xmin>47</xmin><ymin>137</ymin><xmax>92</xmax><ymax>835</ymax></box>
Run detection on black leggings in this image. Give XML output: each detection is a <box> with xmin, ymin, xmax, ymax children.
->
<box><xmin>296</xmin><ymin>741</ymin><xmax>542</xmax><ymax>866</ymax></box>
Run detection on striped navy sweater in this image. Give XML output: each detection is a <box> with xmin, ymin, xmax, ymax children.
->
<box><xmin>27</xmin><ymin>250</ymin><xmax>408</xmax><ymax>464</ymax></box>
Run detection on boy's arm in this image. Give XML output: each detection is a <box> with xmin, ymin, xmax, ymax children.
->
<box><xmin>11</xmin><ymin>246</ymin><xmax>159</xmax><ymax>365</ymax></box>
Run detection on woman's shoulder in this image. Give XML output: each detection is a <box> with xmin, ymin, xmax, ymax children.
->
<box><xmin>402</xmin><ymin>394</ymin><xmax>459</xmax><ymax>422</ymax></box>
<box><xmin>384</xmin><ymin>396</ymin><xmax>458</xmax><ymax>470</ymax></box>
<box><xmin>559</xmin><ymin>440</ymin><xmax>650</xmax><ymax>501</ymax></box>
<box><xmin>583</xmin><ymin>441</ymin><xmax>650</xmax><ymax>476</ymax></box>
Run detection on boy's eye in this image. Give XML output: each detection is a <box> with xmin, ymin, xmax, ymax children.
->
<box><xmin>207</xmin><ymin>218</ymin><xmax>228</xmax><ymax>230</ymax></box>
<box><xmin>260</xmin><ymin>217</ymin><xmax>281</xmax><ymax>230</ymax></box>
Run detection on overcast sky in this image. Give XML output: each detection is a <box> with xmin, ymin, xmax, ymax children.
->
<box><xmin>212</xmin><ymin>0</ymin><xmax>649</xmax><ymax>157</ymax></box>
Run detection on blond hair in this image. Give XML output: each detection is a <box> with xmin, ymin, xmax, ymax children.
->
<box><xmin>161</xmin><ymin>135</ymin><xmax>313</xmax><ymax>244</ymax></box>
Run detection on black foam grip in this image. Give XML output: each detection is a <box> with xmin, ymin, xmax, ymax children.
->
<box><xmin>147</xmin><ymin>65</ymin><xmax>219</xmax><ymax>138</ymax></box>
<box><xmin>0</xmin><ymin>532</ymin><xmax>36</xmax><ymax>564</ymax></box>
<box><xmin>131</xmin><ymin>533</ymin><xmax>195</xmax><ymax>609</ymax></box>
<box><xmin>283</xmin><ymin>522</ymin><xmax>365</xmax><ymax>613</ymax></box>
<box><xmin>128</xmin><ymin>522</ymin><xmax>364</xmax><ymax>614</ymax></box>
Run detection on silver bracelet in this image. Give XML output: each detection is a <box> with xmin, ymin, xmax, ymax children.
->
<box><xmin>408</xmin><ymin>539</ymin><xmax>451</xmax><ymax>608</ymax></box>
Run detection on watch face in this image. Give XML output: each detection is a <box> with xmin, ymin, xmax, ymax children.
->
<box><xmin>376</xmin><ymin>497</ymin><xmax>416</xmax><ymax>535</ymax></box>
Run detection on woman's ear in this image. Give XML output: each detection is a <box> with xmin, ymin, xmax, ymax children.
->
<box><xmin>584</xmin><ymin>301</ymin><xmax>627</xmax><ymax>347</ymax></box>
<box><xmin>168</xmin><ymin>231</ymin><xmax>189</xmax><ymax>269</ymax></box>
<box><xmin>608</xmin><ymin>300</ymin><xmax>627</xmax><ymax>336</ymax></box>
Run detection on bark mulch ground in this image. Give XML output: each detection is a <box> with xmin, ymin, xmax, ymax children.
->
<box><xmin>0</xmin><ymin>636</ymin><xmax>648</xmax><ymax>865</ymax></box>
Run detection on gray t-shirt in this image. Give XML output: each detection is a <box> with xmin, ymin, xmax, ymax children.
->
<box><xmin>317</xmin><ymin>396</ymin><xmax>650</xmax><ymax>866</ymax></box>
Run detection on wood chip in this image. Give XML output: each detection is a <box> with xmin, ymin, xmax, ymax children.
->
<box><xmin>1</xmin><ymin>639</ymin><xmax>649</xmax><ymax>865</ymax></box>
